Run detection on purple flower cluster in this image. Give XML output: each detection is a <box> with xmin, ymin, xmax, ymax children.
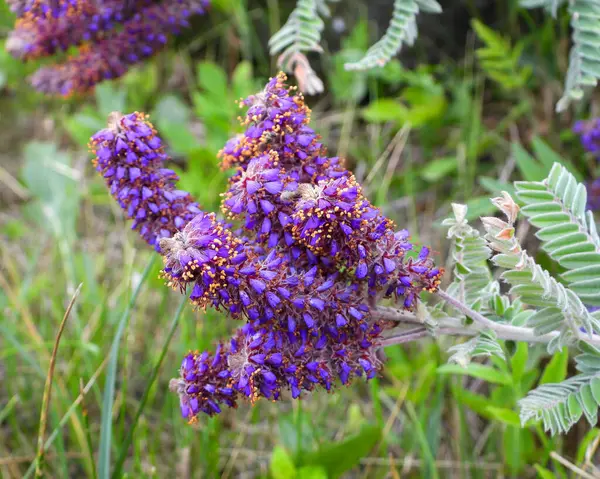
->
<box><xmin>91</xmin><ymin>74</ymin><xmax>441</xmax><ymax>423</ymax></box>
<box><xmin>90</xmin><ymin>112</ymin><xmax>200</xmax><ymax>250</ymax></box>
<box><xmin>159</xmin><ymin>214</ymin><xmax>370</xmax><ymax>331</ymax></box>
<box><xmin>171</xmin><ymin>319</ymin><xmax>382</xmax><ymax>420</ymax></box>
<box><xmin>220</xmin><ymin>73</ymin><xmax>442</xmax><ymax>305</ymax></box>
<box><xmin>8</xmin><ymin>0</ymin><xmax>210</xmax><ymax>96</ymax></box>
<box><xmin>158</xmin><ymin>211</ymin><xmax>383</xmax><ymax>421</ymax></box>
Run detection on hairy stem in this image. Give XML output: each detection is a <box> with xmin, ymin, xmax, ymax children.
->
<box><xmin>380</xmin><ymin>327</ymin><xmax>429</xmax><ymax>347</ymax></box>
<box><xmin>378</xmin><ymin>289</ymin><xmax>600</xmax><ymax>348</ymax></box>
<box><xmin>372</xmin><ymin>306</ymin><xmax>422</xmax><ymax>325</ymax></box>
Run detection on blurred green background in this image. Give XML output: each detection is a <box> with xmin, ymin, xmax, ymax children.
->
<box><xmin>1</xmin><ymin>0</ymin><xmax>600</xmax><ymax>477</ymax></box>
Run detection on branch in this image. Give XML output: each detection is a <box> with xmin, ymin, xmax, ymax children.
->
<box><xmin>378</xmin><ymin>289</ymin><xmax>600</xmax><ymax>348</ymax></box>
<box><xmin>372</xmin><ymin>305</ymin><xmax>423</xmax><ymax>325</ymax></box>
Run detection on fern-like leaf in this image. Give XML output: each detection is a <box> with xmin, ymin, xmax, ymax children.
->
<box><xmin>515</xmin><ymin>163</ymin><xmax>600</xmax><ymax>306</ymax></box>
<box><xmin>494</xmin><ymin>251</ymin><xmax>600</xmax><ymax>352</ymax></box>
<box><xmin>521</xmin><ymin>0</ymin><xmax>600</xmax><ymax>110</ymax></box>
<box><xmin>519</xmin><ymin>373</ymin><xmax>600</xmax><ymax>434</ymax></box>
<box><xmin>520</xmin><ymin>342</ymin><xmax>600</xmax><ymax>435</ymax></box>
<box><xmin>269</xmin><ymin>0</ymin><xmax>327</xmax><ymax>62</ymax></box>
<box><xmin>344</xmin><ymin>0</ymin><xmax>441</xmax><ymax>71</ymax></box>
<box><xmin>441</xmin><ymin>203</ymin><xmax>493</xmax><ymax>309</ymax></box>
<box><xmin>472</xmin><ymin>19</ymin><xmax>531</xmax><ymax>90</ymax></box>
<box><xmin>519</xmin><ymin>0</ymin><xmax>567</xmax><ymax>16</ymax></box>
<box><xmin>447</xmin><ymin>330</ymin><xmax>505</xmax><ymax>367</ymax></box>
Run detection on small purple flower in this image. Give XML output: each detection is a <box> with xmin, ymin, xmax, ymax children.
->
<box><xmin>90</xmin><ymin>111</ymin><xmax>200</xmax><ymax>249</ymax></box>
<box><xmin>574</xmin><ymin>119</ymin><xmax>600</xmax><ymax>157</ymax></box>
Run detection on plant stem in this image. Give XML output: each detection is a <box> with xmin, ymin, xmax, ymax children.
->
<box><xmin>372</xmin><ymin>306</ymin><xmax>422</xmax><ymax>325</ymax></box>
<box><xmin>379</xmin><ymin>289</ymin><xmax>600</xmax><ymax>348</ymax></box>
<box><xmin>436</xmin><ymin>289</ymin><xmax>500</xmax><ymax>329</ymax></box>
<box><xmin>35</xmin><ymin>284</ymin><xmax>82</xmax><ymax>477</ymax></box>
<box><xmin>380</xmin><ymin>327</ymin><xmax>429</xmax><ymax>347</ymax></box>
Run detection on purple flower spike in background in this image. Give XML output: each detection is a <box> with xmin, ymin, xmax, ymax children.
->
<box><xmin>11</xmin><ymin>0</ymin><xmax>210</xmax><ymax>95</ymax></box>
<box><xmin>7</xmin><ymin>0</ymin><xmax>152</xmax><ymax>61</ymax></box>
<box><xmin>90</xmin><ymin>111</ymin><xmax>200</xmax><ymax>250</ymax></box>
<box><xmin>30</xmin><ymin>0</ymin><xmax>210</xmax><ymax>96</ymax></box>
<box><xmin>574</xmin><ymin>119</ymin><xmax>600</xmax><ymax>156</ymax></box>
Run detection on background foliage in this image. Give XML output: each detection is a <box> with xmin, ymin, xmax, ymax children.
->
<box><xmin>2</xmin><ymin>0</ymin><xmax>600</xmax><ymax>477</ymax></box>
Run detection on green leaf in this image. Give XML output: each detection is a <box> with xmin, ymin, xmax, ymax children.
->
<box><xmin>111</xmin><ymin>296</ymin><xmax>187</xmax><ymax>479</ymax></box>
<box><xmin>531</xmin><ymin>136</ymin><xmax>582</xmax><ymax>181</ymax></box>
<box><xmin>576</xmin><ymin>428</ymin><xmax>600</xmax><ymax>464</ymax></box>
<box><xmin>437</xmin><ymin>363</ymin><xmax>512</xmax><ymax>385</ymax></box>
<box><xmin>511</xmin><ymin>342</ymin><xmax>528</xmax><ymax>384</ymax></box>
<box><xmin>297</xmin><ymin>466</ymin><xmax>327</xmax><ymax>479</ymax></box>
<box><xmin>21</xmin><ymin>142</ymin><xmax>80</xmax><ymax>238</ymax></box>
<box><xmin>302</xmin><ymin>425</ymin><xmax>380</xmax><ymax>478</ymax></box>
<box><xmin>362</xmin><ymin>98</ymin><xmax>405</xmax><ymax>123</ymax></box>
<box><xmin>479</xmin><ymin>176</ymin><xmax>516</xmax><ymax>196</ymax></box>
<box><xmin>345</xmin><ymin>0</ymin><xmax>442</xmax><ymax>71</ymax></box>
<box><xmin>97</xmin><ymin>257</ymin><xmax>156</xmax><ymax>479</ymax></box>
<box><xmin>95</xmin><ymin>82</ymin><xmax>126</xmax><ymax>118</ymax></box>
<box><xmin>231</xmin><ymin>61</ymin><xmax>254</xmax><ymax>98</ymax></box>
<box><xmin>270</xmin><ymin>446</ymin><xmax>297</xmax><ymax>479</ymax></box>
<box><xmin>512</xmin><ymin>143</ymin><xmax>544</xmax><ymax>181</ymax></box>
<box><xmin>153</xmin><ymin>95</ymin><xmax>190</xmax><ymax>124</ymax></box>
<box><xmin>420</xmin><ymin>156</ymin><xmax>457</xmax><ymax>182</ymax></box>
<box><xmin>503</xmin><ymin>425</ymin><xmax>526</xmax><ymax>475</ymax></box>
<box><xmin>155</xmin><ymin>121</ymin><xmax>200</xmax><ymax>156</ymax></box>
<box><xmin>535</xmin><ymin>464</ymin><xmax>557</xmax><ymax>479</ymax></box>
<box><xmin>197</xmin><ymin>61</ymin><xmax>229</xmax><ymax>98</ymax></box>
<box><xmin>485</xmin><ymin>407</ymin><xmax>521</xmax><ymax>427</ymax></box>
<box><xmin>540</xmin><ymin>348</ymin><xmax>568</xmax><ymax>385</ymax></box>
<box><xmin>278</xmin><ymin>411</ymin><xmax>315</xmax><ymax>460</ymax></box>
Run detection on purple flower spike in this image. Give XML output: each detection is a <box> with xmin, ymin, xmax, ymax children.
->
<box><xmin>217</xmin><ymin>72</ymin><xmax>442</xmax><ymax>308</ymax></box>
<box><xmin>160</xmin><ymin>213</ymin><xmax>370</xmax><ymax>332</ymax></box>
<box><xmin>218</xmin><ymin>72</ymin><xmax>343</xmax><ymax>184</ymax></box>
<box><xmin>172</xmin><ymin>316</ymin><xmax>384</xmax><ymax>421</ymax></box>
<box><xmin>170</xmin><ymin>345</ymin><xmax>238</xmax><ymax>420</ymax></box>
<box><xmin>90</xmin><ymin>112</ymin><xmax>200</xmax><ymax>250</ymax></box>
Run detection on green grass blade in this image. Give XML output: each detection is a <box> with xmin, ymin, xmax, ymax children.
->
<box><xmin>97</xmin><ymin>256</ymin><xmax>156</xmax><ymax>479</ymax></box>
<box><xmin>111</xmin><ymin>295</ymin><xmax>187</xmax><ymax>479</ymax></box>
<box><xmin>405</xmin><ymin>401</ymin><xmax>440</xmax><ymax>479</ymax></box>
<box><xmin>22</xmin><ymin>355</ymin><xmax>111</xmax><ymax>479</ymax></box>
